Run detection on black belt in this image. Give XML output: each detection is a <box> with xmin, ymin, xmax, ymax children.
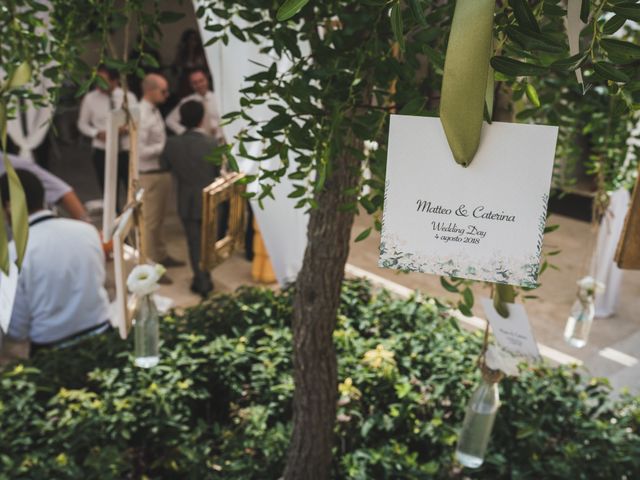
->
<box><xmin>140</xmin><ymin>169</ymin><xmax>169</xmax><ymax>175</ymax></box>
<box><xmin>30</xmin><ymin>320</ymin><xmax>111</xmax><ymax>353</ymax></box>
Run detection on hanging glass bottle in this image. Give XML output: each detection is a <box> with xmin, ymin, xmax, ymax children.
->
<box><xmin>132</xmin><ymin>293</ymin><xmax>160</xmax><ymax>368</ymax></box>
<box><xmin>563</xmin><ymin>276</ymin><xmax>604</xmax><ymax>348</ymax></box>
<box><xmin>455</xmin><ymin>370</ymin><xmax>501</xmax><ymax>468</ymax></box>
<box><xmin>126</xmin><ymin>264</ymin><xmax>166</xmax><ymax>368</ymax></box>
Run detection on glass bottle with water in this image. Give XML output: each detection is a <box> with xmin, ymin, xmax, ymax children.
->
<box><xmin>563</xmin><ymin>276</ymin><xmax>604</xmax><ymax>348</ymax></box>
<box><xmin>132</xmin><ymin>294</ymin><xmax>160</xmax><ymax>368</ymax></box>
<box><xmin>564</xmin><ymin>289</ymin><xmax>595</xmax><ymax>348</ymax></box>
<box><xmin>455</xmin><ymin>380</ymin><xmax>500</xmax><ymax>468</ymax></box>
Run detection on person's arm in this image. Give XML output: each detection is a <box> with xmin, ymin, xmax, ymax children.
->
<box><xmin>77</xmin><ymin>93</ymin><xmax>101</xmax><ymax>139</ymax></box>
<box><xmin>6</xmin><ymin>155</ymin><xmax>82</xmax><ymax>215</ymax></box>
<box><xmin>59</xmin><ymin>191</ymin><xmax>90</xmax><ymax>222</ymax></box>
<box><xmin>166</xmin><ymin>102</ymin><xmax>186</xmax><ymax>135</ymax></box>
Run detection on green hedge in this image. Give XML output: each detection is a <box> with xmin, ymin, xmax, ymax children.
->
<box><xmin>0</xmin><ymin>280</ymin><xmax>638</xmax><ymax>479</ymax></box>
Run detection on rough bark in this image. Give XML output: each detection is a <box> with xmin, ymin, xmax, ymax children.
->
<box><xmin>283</xmin><ymin>137</ymin><xmax>361</xmax><ymax>480</ymax></box>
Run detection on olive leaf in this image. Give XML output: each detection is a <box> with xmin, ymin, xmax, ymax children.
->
<box><xmin>602</xmin><ymin>15</ymin><xmax>626</xmax><ymax>35</ymax></box>
<box><xmin>355</xmin><ymin>227</ymin><xmax>372</xmax><ymax>242</ymax></box>
<box><xmin>610</xmin><ymin>2</ymin><xmax>640</xmax><ymax>22</ymax></box>
<box><xmin>276</xmin><ymin>0</ymin><xmax>310</xmax><ymax>21</ymax></box>
<box><xmin>0</xmin><ymin>195</ymin><xmax>8</xmax><ymax>274</ymax></box>
<box><xmin>6</xmin><ymin>62</ymin><xmax>32</xmax><ymax>91</ymax></box>
<box><xmin>390</xmin><ymin>3</ymin><xmax>404</xmax><ymax>51</ymax></box>
<box><xmin>593</xmin><ymin>62</ymin><xmax>630</xmax><ymax>83</ymax></box>
<box><xmin>600</xmin><ymin>38</ymin><xmax>640</xmax><ymax>61</ymax></box>
<box><xmin>407</xmin><ymin>0</ymin><xmax>426</xmax><ymax>26</ymax></box>
<box><xmin>490</xmin><ymin>56</ymin><xmax>548</xmax><ymax>76</ymax></box>
<box><xmin>550</xmin><ymin>52</ymin><xmax>588</xmax><ymax>72</ymax></box>
<box><xmin>580</xmin><ymin>0</ymin><xmax>590</xmax><ymax>22</ymax></box>
<box><xmin>510</xmin><ymin>0</ymin><xmax>540</xmax><ymax>33</ymax></box>
<box><xmin>0</xmin><ymin>102</ymin><xmax>6</xmax><ymax>152</ymax></box>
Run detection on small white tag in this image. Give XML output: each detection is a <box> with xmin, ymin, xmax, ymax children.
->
<box><xmin>0</xmin><ymin>262</ymin><xmax>19</xmax><ymax>333</ymax></box>
<box><xmin>481</xmin><ymin>297</ymin><xmax>541</xmax><ymax>361</ymax></box>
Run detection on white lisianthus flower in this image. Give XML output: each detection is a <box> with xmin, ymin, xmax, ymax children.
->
<box><xmin>577</xmin><ymin>276</ymin><xmax>605</xmax><ymax>297</ymax></box>
<box><xmin>363</xmin><ymin>140</ymin><xmax>379</xmax><ymax>155</ymax></box>
<box><xmin>485</xmin><ymin>345</ymin><xmax>520</xmax><ymax>377</ymax></box>
<box><xmin>127</xmin><ymin>264</ymin><xmax>166</xmax><ymax>296</ymax></box>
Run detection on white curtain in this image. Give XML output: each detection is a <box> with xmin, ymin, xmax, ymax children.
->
<box><xmin>592</xmin><ymin>188</ymin><xmax>630</xmax><ymax>318</ymax></box>
<box><xmin>3</xmin><ymin>1</ymin><xmax>54</xmax><ymax>161</ymax></box>
<box><xmin>194</xmin><ymin>3</ymin><xmax>308</xmax><ymax>285</ymax></box>
<box><xmin>6</xmin><ymin>91</ymin><xmax>53</xmax><ymax>161</ymax></box>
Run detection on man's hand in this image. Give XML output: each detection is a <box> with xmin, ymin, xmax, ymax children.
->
<box><xmin>96</xmin><ymin>131</ymin><xmax>107</xmax><ymax>142</ymax></box>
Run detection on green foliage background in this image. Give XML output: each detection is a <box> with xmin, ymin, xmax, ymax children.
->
<box><xmin>1</xmin><ymin>281</ymin><xmax>638</xmax><ymax>479</ymax></box>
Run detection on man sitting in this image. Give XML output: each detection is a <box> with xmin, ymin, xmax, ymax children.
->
<box><xmin>0</xmin><ymin>169</ymin><xmax>111</xmax><ymax>355</ymax></box>
<box><xmin>161</xmin><ymin>100</ymin><xmax>219</xmax><ymax>296</ymax></box>
<box><xmin>1</xmin><ymin>153</ymin><xmax>89</xmax><ymax>221</ymax></box>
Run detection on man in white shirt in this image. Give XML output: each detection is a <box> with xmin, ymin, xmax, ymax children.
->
<box><xmin>77</xmin><ymin>65</ymin><xmax>137</xmax><ymax>211</ymax></box>
<box><xmin>138</xmin><ymin>73</ymin><xmax>185</xmax><ymax>277</ymax></box>
<box><xmin>0</xmin><ymin>169</ymin><xmax>111</xmax><ymax>355</ymax></box>
<box><xmin>166</xmin><ymin>68</ymin><xmax>226</xmax><ymax>143</ymax></box>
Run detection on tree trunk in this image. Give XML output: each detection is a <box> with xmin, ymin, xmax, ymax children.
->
<box><xmin>283</xmin><ymin>137</ymin><xmax>361</xmax><ymax>480</ymax></box>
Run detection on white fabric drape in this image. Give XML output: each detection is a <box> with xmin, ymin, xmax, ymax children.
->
<box><xmin>3</xmin><ymin>1</ymin><xmax>54</xmax><ymax>162</ymax></box>
<box><xmin>564</xmin><ymin>0</ymin><xmax>586</xmax><ymax>87</ymax></box>
<box><xmin>6</xmin><ymin>92</ymin><xmax>53</xmax><ymax>161</ymax></box>
<box><xmin>591</xmin><ymin>188</ymin><xmax>630</xmax><ymax>318</ymax></box>
<box><xmin>194</xmin><ymin>3</ymin><xmax>308</xmax><ymax>286</ymax></box>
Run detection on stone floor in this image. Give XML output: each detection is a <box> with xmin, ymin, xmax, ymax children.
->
<box><xmin>3</xmin><ymin>139</ymin><xmax>639</xmax><ymax>394</ymax></box>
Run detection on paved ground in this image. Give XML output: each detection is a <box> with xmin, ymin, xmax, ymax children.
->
<box><xmin>4</xmin><ymin>137</ymin><xmax>639</xmax><ymax>394</ymax></box>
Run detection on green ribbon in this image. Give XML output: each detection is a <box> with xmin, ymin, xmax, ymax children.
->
<box><xmin>0</xmin><ymin>133</ymin><xmax>29</xmax><ymax>274</ymax></box>
<box><xmin>0</xmin><ymin>193</ymin><xmax>8</xmax><ymax>273</ymax></box>
<box><xmin>439</xmin><ymin>1</ymin><xmax>515</xmax><ymax>317</ymax></box>
<box><xmin>0</xmin><ymin>62</ymin><xmax>33</xmax><ymax>274</ymax></box>
<box><xmin>440</xmin><ymin>0</ymin><xmax>495</xmax><ymax>167</ymax></box>
<box><xmin>493</xmin><ymin>283</ymin><xmax>515</xmax><ymax>318</ymax></box>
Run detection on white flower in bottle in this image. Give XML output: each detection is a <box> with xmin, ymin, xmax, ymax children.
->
<box><xmin>576</xmin><ymin>276</ymin><xmax>605</xmax><ymax>298</ymax></box>
<box><xmin>127</xmin><ymin>264</ymin><xmax>166</xmax><ymax>296</ymax></box>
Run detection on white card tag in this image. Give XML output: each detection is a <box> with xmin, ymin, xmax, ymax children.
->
<box><xmin>379</xmin><ymin>115</ymin><xmax>558</xmax><ymax>287</ymax></box>
<box><xmin>0</xmin><ymin>262</ymin><xmax>19</xmax><ymax>333</ymax></box>
<box><xmin>481</xmin><ymin>297</ymin><xmax>541</xmax><ymax>361</ymax></box>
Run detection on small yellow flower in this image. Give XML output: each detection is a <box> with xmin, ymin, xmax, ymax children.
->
<box><xmin>338</xmin><ymin>377</ymin><xmax>362</xmax><ymax>400</ymax></box>
<box><xmin>177</xmin><ymin>380</ymin><xmax>191</xmax><ymax>390</ymax></box>
<box><xmin>55</xmin><ymin>453</ymin><xmax>68</xmax><ymax>467</ymax></box>
<box><xmin>114</xmin><ymin>399</ymin><xmax>131</xmax><ymax>411</ymax></box>
<box><xmin>363</xmin><ymin>344</ymin><xmax>396</xmax><ymax>370</ymax></box>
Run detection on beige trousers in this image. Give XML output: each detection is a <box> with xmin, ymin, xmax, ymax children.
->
<box><xmin>139</xmin><ymin>172</ymin><xmax>171</xmax><ymax>262</ymax></box>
